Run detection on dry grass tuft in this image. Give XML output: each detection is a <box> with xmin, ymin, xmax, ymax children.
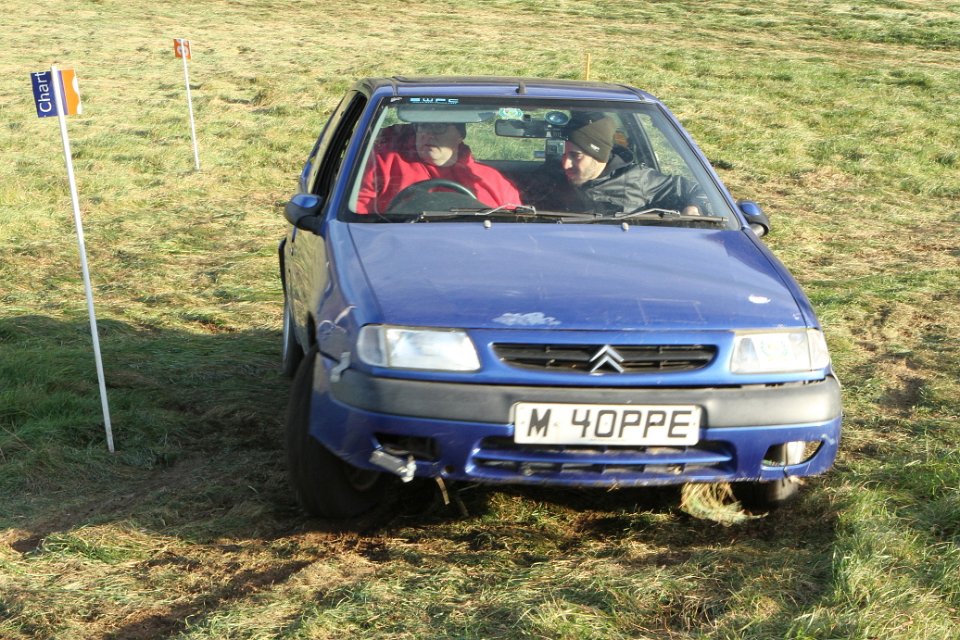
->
<box><xmin>680</xmin><ymin>483</ymin><xmax>761</xmax><ymax>526</ymax></box>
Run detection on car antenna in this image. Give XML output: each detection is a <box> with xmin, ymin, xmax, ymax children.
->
<box><xmin>389</xmin><ymin>77</ymin><xmax>400</xmax><ymax>98</ymax></box>
<box><xmin>516</xmin><ymin>79</ymin><xmax>526</xmax><ymax>95</ymax></box>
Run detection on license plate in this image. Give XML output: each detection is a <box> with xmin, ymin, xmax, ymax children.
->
<box><xmin>513</xmin><ymin>402</ymin><xmax>701</xmax><ymax>446</ymax></box>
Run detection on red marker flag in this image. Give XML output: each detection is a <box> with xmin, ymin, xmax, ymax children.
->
<box><xmin>174</xmin><ymin>38</ymin><xmax>191</xmax><ymax>60</ymax></box>
<box><xmin>173</xmin><ymin>37</ymin><xmax>200</xmax><ymax>170</ymax></box>
<box><xmin>30</xmin><ymin>68</ymin><xmax>82</xmax><ymax>118</ymax></box>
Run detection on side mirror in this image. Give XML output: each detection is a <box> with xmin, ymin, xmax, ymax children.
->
<box><xmin>738</xmin><ymin>200</ymin><xmax>770</xmax><ymax>237</ymax></box>
<box><xmin>284</xmin><ymin>193</ymin><xmax>324</xmax><ymax>234</ymax></box>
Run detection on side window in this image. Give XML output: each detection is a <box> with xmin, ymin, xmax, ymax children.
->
<box><xmin>301</xmin><ymin>96</ymin><xmax>344</xmax><ymax>193</ymax></box>
<box><xmin>637</xmin><ymin>113</ymin><xmax>694</xmax><ymax>179</ymax></box>
<box><xmin>310</xmin><ymin>93</ymin><xmax>368</xmax><ymax>197</ymax></box>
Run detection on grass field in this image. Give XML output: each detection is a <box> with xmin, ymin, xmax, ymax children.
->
<box><xmin>1</xmin><ymin>0</ymin><xmax>959</xmax><ymax>638</ymax></box>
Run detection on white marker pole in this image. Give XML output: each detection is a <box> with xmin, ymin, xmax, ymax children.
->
<box><xmin>50</xmin><ymin>64</ymin><xmax>115</xmax><ymax>453</ymax></box>
<box><xmin>179</xmin><ymin>42</ymin><xmax>201</xmax><ymax>171</ymax></box>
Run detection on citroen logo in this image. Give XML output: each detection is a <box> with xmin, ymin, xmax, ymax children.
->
<box><xmin>589</xmin><ymin>345</ymin><xmax>625</xmax><ymax>374</ymax></box>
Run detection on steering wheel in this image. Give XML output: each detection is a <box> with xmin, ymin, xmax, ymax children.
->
<box><xmin>392</xmin><ymin>178</ymin><xmax>475</xmax><ymax>201</ymax></box>
<box><xmin>387</xmin><ymin>178</ymin><xmax>479</xmax><ymax>214</ymax></box>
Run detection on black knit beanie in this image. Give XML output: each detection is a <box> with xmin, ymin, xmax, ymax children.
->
<box><xmin>566</xmin><ymin>115</ymin><xmax>614</xmax><ymax>161</ymax></box>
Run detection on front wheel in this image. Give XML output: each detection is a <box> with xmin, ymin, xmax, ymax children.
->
<box><xmin>733</xmin><ymin>442</ymin><xmax>805</xmax><ymax>510</ymax></box>
<box><xmin>286</xmin><ymin>347</ymin><xmax>392</xmax><ymax>518</ymax></box>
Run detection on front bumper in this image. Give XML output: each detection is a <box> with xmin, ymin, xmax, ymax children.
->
<box><xmin>309</xmin><ymin>358</ymin><xmax>842</xmax><ymax>487</ymax></box>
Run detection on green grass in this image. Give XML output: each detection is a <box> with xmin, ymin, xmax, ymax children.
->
<box><xmin>1</xmin><ymin>0</ymin><xmax>959</xmax><ymax>638</ymax></box>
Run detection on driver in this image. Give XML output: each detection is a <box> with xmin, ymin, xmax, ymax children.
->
<box><xmin>355</xmin><ymin>122</ymin><xmax>521</xmax><ymax>214</ymax></box>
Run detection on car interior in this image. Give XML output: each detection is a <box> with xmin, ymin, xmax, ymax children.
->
<box><xmin>351</xmin><ymin>101</ymin><xmax>708</xmax><ymax>217</ymax></box>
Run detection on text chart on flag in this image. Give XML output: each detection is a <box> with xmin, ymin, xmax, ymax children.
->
<box><xmin>30</xmin><ymin>69</ymin><xmax>82</xmax><ymax>118</ymax></box>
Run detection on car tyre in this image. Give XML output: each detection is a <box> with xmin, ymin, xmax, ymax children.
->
<box><xmin>286</xmin><ymin>347</ymin><xmax>392</xmax><ymax>519</ymax></box>
<box><xmin>733</xmin><ymin>443</ymin><xmax>803</xmax><ymax>510</ymax></box>
<box><xmin>281</xmin><ymin>297</ymin><xmax>304</xmax><ymax>378</ymax></box>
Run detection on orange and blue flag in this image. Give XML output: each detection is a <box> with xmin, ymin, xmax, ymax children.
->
<box><xmin>30</xmin><ymin>69</ymin><xmax>82</xmax><ymax>118</ymax></box>
<box><xmin>174</xmin><ymin>38</ymin><xmax>191</xmax><ymax>60</ymax></box>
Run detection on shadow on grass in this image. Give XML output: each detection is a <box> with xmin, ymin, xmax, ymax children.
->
<box><xmin>0</xmin><ymin>314</ymin><xmax>843</xmax><ymax>639</ymax></box>
<box><xmin>0</xmin><ymin>314</ymin><xmax>296</xmax><ymax>540</ymax></box>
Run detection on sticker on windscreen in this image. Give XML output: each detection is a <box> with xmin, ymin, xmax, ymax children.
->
<box><xmin>407</xmin><ymin>97</ymin><xmax>460</xmax><ymax>104</ymax></box>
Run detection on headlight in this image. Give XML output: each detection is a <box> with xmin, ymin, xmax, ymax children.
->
<box><xmin>731</xmin><ymin>329</ymin><xmax>831</xmax><ymax>374</ymax></box>
<box><xmin>356</xmin><ymin>325</ymin><xmax>481</xmax><ymax>372</ymax></box>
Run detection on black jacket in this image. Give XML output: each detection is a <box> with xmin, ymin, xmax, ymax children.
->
<box><xmin>576</xmin><ymin>149</ymin><xmax>708</xmax><ymax>215</ymax></box>
<box><xmin>526</xmin><ymin>148</ymin><xmax>708</xmax><ymax>215</ymax></box>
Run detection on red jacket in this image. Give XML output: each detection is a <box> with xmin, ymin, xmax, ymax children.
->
<box><xmin>355</xmin><ymin>125</ymin><xmax>521</xmax><ymax>214</ymax></box>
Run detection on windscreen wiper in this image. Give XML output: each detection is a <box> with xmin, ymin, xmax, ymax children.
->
<box><xmin>608</xmin><ymin>208</ymin><xmax>726</xmax><ymax>225</ymax></box>
<box><xmin>415</xmin><ymin>205</ymin><xmax>602</xmax><ymax>223</ymax></box>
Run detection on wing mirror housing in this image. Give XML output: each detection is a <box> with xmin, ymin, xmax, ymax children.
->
<box><xmin>738</xmin><ymin>200</ymin><xmax>770</xmax><ymax>237</ymax></box>
<box><xmin>284</xmin><ymin>193</ymin><xmax>325</xmax><ymax>234</ymax></box>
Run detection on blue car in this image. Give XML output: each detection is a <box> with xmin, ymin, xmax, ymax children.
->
<box><xmin>280</xmin><ymin>76</ymin><xmax>842</xmax><ymax>519</ymax></box>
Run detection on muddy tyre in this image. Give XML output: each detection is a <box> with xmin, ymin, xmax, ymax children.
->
<box><xmin>286</xmin><ymin>348</ymin><xmax>390</xmax><ymax>518</ymax></box>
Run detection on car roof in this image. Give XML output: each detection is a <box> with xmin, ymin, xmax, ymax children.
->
<box><xmin>355</xmin><ymin>76</ymin><xmax>659</xmax><ymax>103</ymax></box>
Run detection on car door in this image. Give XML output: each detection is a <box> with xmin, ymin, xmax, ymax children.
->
<box><xmin>284</xmin><ymin>91</ymin><xmax>368</xmax><ymax>351</ymax></box>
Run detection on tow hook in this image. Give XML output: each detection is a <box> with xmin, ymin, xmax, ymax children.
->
<box><xmin>330</xmin><ymin>352</ymin><xmax>351</xmax><ymax>383</ymax></box>
<box><xmin>369</xmin><ymin>449</ymin><xmax>416</xmax><ymax>483</ymax></box>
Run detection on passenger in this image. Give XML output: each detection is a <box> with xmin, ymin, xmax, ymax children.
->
<box><xmin>355</xmin><ymin>122</ymin><xmax>521</xmax><ymax>214</ymax></box>
<box><xmin>529</xmin><ymin>113</ymin><xmax>707</xmax><ymax>215</ymax></box>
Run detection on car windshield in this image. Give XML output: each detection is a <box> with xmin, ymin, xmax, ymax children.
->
<box><xmin>344</xmin><ymin>97</ymin><xmax>737</xmax><ymax>228</ymax></box>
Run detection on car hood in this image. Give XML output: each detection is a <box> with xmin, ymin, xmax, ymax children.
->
<box><xmin>347</xmin><ymin>223</ymin><xmax>804</xmax><ymax>331</ymax></box>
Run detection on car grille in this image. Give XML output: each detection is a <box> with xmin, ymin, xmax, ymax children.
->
<box><xmin>493</xmin><ymin>343</ymin><xmax>716</xmax><ymax>373</ymax></box>
<box><xmin>472</xmin><ymin>437</ymin><xmax>732</xmax><ymax>479</ymax></box>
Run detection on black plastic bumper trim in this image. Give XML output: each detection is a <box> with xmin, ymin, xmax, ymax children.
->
<box><xmin>328</xmin><ymin>368</ymin><xmax>842</xmax><ymax>428</ymax></box>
